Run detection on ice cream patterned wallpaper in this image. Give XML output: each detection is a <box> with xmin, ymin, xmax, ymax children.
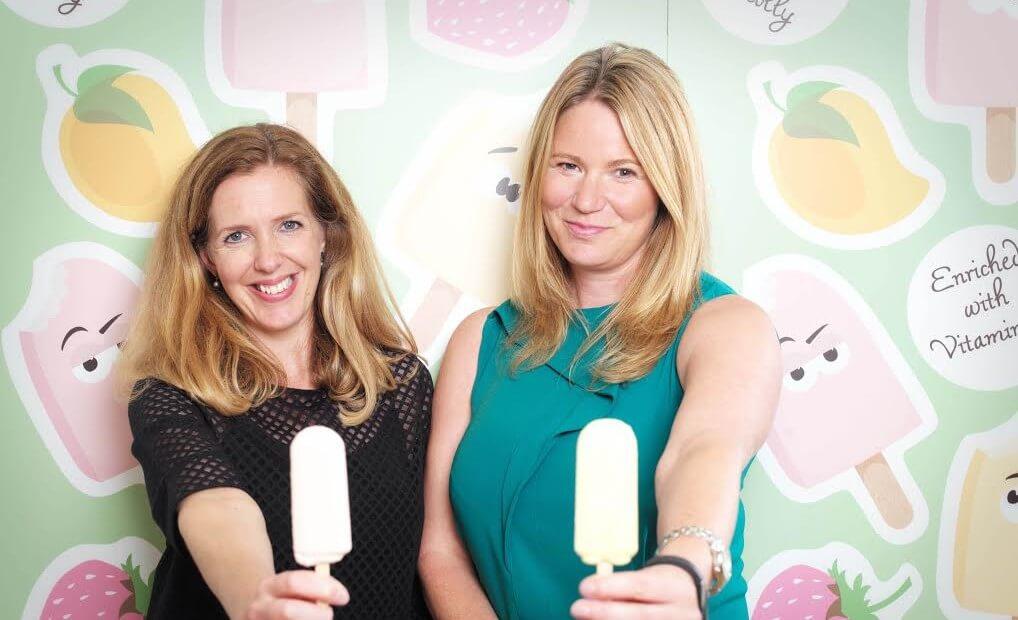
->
<box><xmin>0</xmin><ymin>1</ymin><xmax>1014</xmax><ymax>618</ymax></box>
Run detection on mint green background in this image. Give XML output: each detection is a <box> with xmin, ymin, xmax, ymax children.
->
<box><xmin>1</xmin><ymin>1</ymin><xmax>1015</xmax><ymax>618</ymax></box>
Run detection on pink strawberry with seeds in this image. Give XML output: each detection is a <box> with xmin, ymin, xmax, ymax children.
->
<box><xmin>752</xmin><ymin>561</ymin><xmax>912</xmax><ymax>620</ymax></box>
<box><xmin>40</xmin><ymin>555</ymin><xmax>152</xmax><ymax>620</ymax></box>
<box><xmin>412</xmin><ymin>0</ymin><xmax>587</xmax><ymax>70</ymax></box>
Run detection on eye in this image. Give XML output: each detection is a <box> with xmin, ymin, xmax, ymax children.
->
<box><xmin>71</xmin><ymin>343</ymin><xmax>121</xmax><ymax>384</ymax></box>
<box><xmin>782</xmin><ymin>360</ymin><xmax>818</xmax><ymax>392</ymax></box>
<box><xmin>817</xmin><ymin>342</ymin><xmax>850</xmax><ymax>375</ymax></box>
<box><xmin>495</xmin><ymin>177</ymin><xmax>521</xmax><ymax>203</ymax></box>
<box><xmin>281</xmin><ymin>220</ymin><xmax>302</xmax><ymax>232</ymax></box>
<box><xmin>224</xmin><ymin>230</ymin><xmax>245</xmax><ymax>244</ymax></box>
<box><xmin>616</xmin><ymin>168</ymin><xmax>635</xmax><ymax>178</ymax></box>
<box><xmin>557</xmin><ymin>161</ymin><xmax>578</xmax><ymax>172</ymax></box>
<box><xmin>1002</xmin><ymin>484</ymin><xmax>1018</xmax><ymax>524</ymax></box>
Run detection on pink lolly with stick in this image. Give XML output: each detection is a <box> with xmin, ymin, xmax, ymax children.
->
<box><xmin>925</xmin><ymin>0</ymin><xmax>1018</xmax><ymax>182</ymax></box>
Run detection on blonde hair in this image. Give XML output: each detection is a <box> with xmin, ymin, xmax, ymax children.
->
<box><xmin>510</xmin><ymin>43</ymin><xmax>710</xmax><ymax>383</ymax></box>
<box><xmin>119</xmin><ymin>123</ymin><xmax>415</xmax><ymax>424</ymax></box>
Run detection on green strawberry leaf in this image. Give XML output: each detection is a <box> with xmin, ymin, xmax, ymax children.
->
<box><xmin>122</xmin><ymin>554</ymin><xmax>154</xmax><ymax>615</ymax></box>
<box><xmin>786</xmin><ymin>80</ymin><xmax>841</xmax><ymax>111</ymax></box>
<box><xmin>868</xmin><ymin>576</ymin><xmax>913</xmax><ymax>614</ymax></box>
<box><xmin>782</xmin><ymin>101</ymin><xmax>859</xmax><ymax>146</ymax></box>
<box><xmin>76</xmin><ymin>64</ymin><xmax>136</xmax><ymax>97</ymax></box>
<box><xmin>73</xmin><ymin>81</ymin><xmax>154</xmax><ymax>132</ymax></box>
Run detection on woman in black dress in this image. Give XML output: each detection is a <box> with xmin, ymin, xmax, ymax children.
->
<box><xmin>119</xmin><ymin>124</ymin><xmax>431</xmax><ymax>619</ymax></box>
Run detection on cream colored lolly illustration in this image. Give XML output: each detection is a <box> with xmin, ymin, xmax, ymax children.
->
<box><xmin>291</xmin><ymin>425</ymin><xmax>352</xmax><ymax>593</ymax></box>
<box><xmin>925</xmin><ymin>0</ymin><xmax>1018</xmax><ymax>183</ymax></box>
<box><xmin>37</xmin><ymin>44</ymin><xmax>207</xmax><ymax>237</ymax></box>
<box><xmin>744</xmin><ymin>256</ymin><xmax>935</xmax><ymax>542</ymax></box>
<box><xmin>939</xmin><ymin>414</ymin><xmax>1018</xmax><ymax>618</ymax></box>
<box><xmin>575</xmin><ymin>419</ymin><xmax>638</xmax><ymax>575</ymax></box>
<box><xmin>749</xmin><ymin>62</ymin><xmax>943</xmax><ymax>250</ymax></box>
<box><xmin>2</xmin><ymin>243</ymin><xmax>143</xmax><ymax>496</ymax></box>
<box><xmin>216</xmin><ymin>0</ymin><xmax>385</xmax><ymax>143</ymax></box>
<box><xmin>380</xmin><ymin>92</ymin><xmax>541</xmax><ymax>352</ymax></box>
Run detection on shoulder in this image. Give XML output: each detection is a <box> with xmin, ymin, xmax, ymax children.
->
<box><xmin>445</xmin><ymin>306</ymin><xmax>498</xmax><ymax>361</ymax></box>
<box><xmin>391</xmin><ymin>352</ymin><xmax>434</xmax><ymax>393</ymax></box>
<box><xmin>129</xmin><ymin>378</ymin><xmax>201</xmax><ymax>414</ymax></box>
<box><xmin>677</xmin><ymin>294</ymin><xmax>778</xmax><ymax>377</ymax></box>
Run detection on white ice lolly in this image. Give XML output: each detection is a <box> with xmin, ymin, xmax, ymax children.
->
<box><xmin>291</xmin><ymin>426</ymin><xmax>352</xmax><ymax>572</ymax></box>
<box><xmin>575</xmin><ymin>418</ymin><xmax>639</xmax><ymax>575</ymax></box>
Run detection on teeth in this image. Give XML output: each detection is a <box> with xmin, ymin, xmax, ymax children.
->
<box><xmin>256</xmin><ymin>276</ymin><xmax>293</xmax><ymax>295</ymax></box>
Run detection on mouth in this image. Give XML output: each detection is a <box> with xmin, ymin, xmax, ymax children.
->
<box><xmin>565</xmin><ymin>220</ymin><xmax>608</xmax><ymax>238</ymax></box>
<box><xmin>249</xmin><ymin>274</ymin><xmax>297</xmax><ymax>301</ymax></box>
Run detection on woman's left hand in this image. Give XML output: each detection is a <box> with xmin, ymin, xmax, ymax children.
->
<box><xmin>570</xmin><ymin>565</ymin><xmax>703</xmax><ymax>619</ymax></box>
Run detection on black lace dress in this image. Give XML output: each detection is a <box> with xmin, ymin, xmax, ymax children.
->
<box><xmin>128</xmin><ymin>355</ymin><xmax>433</xmax><ymax>619</ymax></box>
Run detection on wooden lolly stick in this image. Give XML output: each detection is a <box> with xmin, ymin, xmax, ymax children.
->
<box><xmin>287</xmin><ymin>92</ymin><xmax>317</xmax><ymax>146</ymax></box>
<box><xmin>986</xmin><ymin>107</ymin><xmax>1016</xmax><ymax>184</ymax></box>
<box><xmin>856</xmin><ymin>452</ymin><xmax>913</xmax><ymax>530</ymax></box>
<box><xmin>408</xmin><ymin>278</ymin><xmax>462</xmax><ymax>353</ymax></box>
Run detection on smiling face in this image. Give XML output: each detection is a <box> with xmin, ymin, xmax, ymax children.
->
<box><xmin>201</xmin><ymin>165</ymin><xmax>326</xmax><ymax>348</ymax></box>
<box><xmin>541</xmin><ymin>99</ymin><xmax>660</xmax><ymax>280</ymax></box>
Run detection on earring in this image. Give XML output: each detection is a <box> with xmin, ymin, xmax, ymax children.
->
<box><xmin>320</xmin><ymin>251</ymin><xmax>325</xmax><ymax>266</ymax></box>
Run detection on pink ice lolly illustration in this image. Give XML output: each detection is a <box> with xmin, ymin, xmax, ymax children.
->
<box><xmin>925</xmin><ymin>0</ymin><xmax>1018</xmax><ymax>182</ymax></box>
<box><xmin>15</xmin><ymin>256</ymin><xmax>140</xmax><ymax>485</ymax></box>
<box><xmin>423</xmin><ymin>0</ymin><xmax>572</xmax><ymax>59</ymax></box>
<box><xmin>219</xmin><ymin>0</ymin><xmax>377</xmax><ymax>143</ymax></box>
<box><xmin>762</xmin><ymin>268</ymin><xmax>922</xmax><ymax>530</ymax></box>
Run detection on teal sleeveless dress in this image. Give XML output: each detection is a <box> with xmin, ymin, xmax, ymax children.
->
<box><xmin>449</xmin><ymin>272</ymin><xmax>750</xmax><ymax>619</ymax></box>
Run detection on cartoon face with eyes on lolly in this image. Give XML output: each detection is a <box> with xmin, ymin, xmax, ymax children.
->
<box><xmin>2</xmin><ymin>243</ymin><xmax>142</xmax><ymax>496</ymax></box>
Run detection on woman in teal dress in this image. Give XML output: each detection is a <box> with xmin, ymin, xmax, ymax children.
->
<box><xmin>419</xmin><ymin>44</ymin><xmax>781</xmax><ymax>620</ymax></box>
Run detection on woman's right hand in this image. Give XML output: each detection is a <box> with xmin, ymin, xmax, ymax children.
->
<box><xmin>246</xmin><ymin>570</ymin><xmax>349</xmax><ymax>620</ymax></box>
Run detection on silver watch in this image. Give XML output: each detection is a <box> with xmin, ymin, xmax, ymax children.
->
<box><xmin>658</xmin><ymin>525</ymin><xmax>731</xmax><ymax>596</ymax></box>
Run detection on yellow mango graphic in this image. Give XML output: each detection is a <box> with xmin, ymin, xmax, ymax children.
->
<box><xmin>767</xmin><ymin>81</ymin><xmax>929</xmax><ymax>236</ymax></box>
<box><xmin>53</xmin><ymin>63</ymin><xmax>195</xmax><ymax>223</ymax></box>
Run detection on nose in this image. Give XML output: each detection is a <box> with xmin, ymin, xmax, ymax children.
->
<box><xmin>252</xmin><ymin>235</ymin><xmax>283</xmax><ymax>273</ymax></box>
<box><xmin>571</xmin><ymin>174</ymin><xmax>603</xmax><ymax>214</ymax></box>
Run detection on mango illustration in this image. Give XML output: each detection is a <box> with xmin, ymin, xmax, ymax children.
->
<box><xmin>53</xmin><ymin>63</ymin><xmax>195</xmax><ymax>223</ymax></box>
<box><xmin>765</xmin><ymin>80</ymin><xmax>930</xmax><ymax>236</ymax></box>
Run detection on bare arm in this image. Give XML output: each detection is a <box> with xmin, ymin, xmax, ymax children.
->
<box><xmin>179</xmin><ymin>488</ymin><xmax>348</xmax><ymax>620</ymax></box>
<box><xmin>419</xmin><ymin>308</ymin><xmax>498</xmax><ymax>619</ymax></box>
<box><xmin>573</xmin><ymin>296</ymin><xmax>781</xmax><ymax>619</ymax></box>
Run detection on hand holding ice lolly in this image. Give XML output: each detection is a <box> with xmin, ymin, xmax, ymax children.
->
<box><xmin>575</xmin><ymin>418</ymin><xmax>639</xmax><ymax>575</ymax></box>
<box><xmin>291</xmin><ymin>425</ymin><xmax>352</xmax><ymax>607</ymax></box>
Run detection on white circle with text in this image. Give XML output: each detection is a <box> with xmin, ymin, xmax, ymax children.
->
<box><xmin>701</xmin><ymin>0</ymin><xmax>850</xmax><ymax>46</ymax></box>
<box><xmin>2</xmin><ymin>0</ymin><xmax>129</xmax><ymax>28</ymax></box>
<box><xmin>907</xmin><ymin>225</ymin><xmax>1018</xmax><ymax>391</ymax></box>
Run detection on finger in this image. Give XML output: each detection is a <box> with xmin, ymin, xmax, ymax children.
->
<box><xmin>571</xmin><ymin>599</ymin><xmax>690</xmax><ymax>620</ymax></box>
<box><xmin>259</xmin><ymin>570</ymin><xmax>349</xmax><ymax>605</ymax></box>
<box><xmin>252</xmin><ymin>597</ymin><xmax>335</xmax><ymax>620</ymax></box>
<box><xmin>579</xmin><ymin>568</ymin><xmax>684</xmax><ymax>603</ymax></box>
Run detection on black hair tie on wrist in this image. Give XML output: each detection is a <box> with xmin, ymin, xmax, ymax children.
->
<box><xmin>644</xmin><ymin>554</ymin><xmax>707</xmax><ymax>619</ymax></box>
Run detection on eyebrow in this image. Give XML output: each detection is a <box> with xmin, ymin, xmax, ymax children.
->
<box><xmin>1007</xmin><ymin>473</ymin><xmax>1018</xmax><ymax>481</ymax></box>
<box><xmin>606</xmin><ymin>158</ymin><xmax>641</xmax><ymax>168</ymax></box>
<box><xmin>778</xmin><ymin>336</ymin><xmax>794</xmax><ymax>344</ymax></box>
<box><xmin>488</xmin><ymin>147</ymin><xmax>518</xmax><ymax>154</ymax></box>
<box><xmin>99</xmin><ymin>313</ymin><xmax>122</xmax><ymax>334</ymax></box>
<box><xmin>805</xmin><ymin>324</ymin><xmax>829</xmax><ymax>344</ymax></box>
<box><xmin>61</xmin><ymin>326</ymin><xmax>86</xmax><ymax>350</ymax></box>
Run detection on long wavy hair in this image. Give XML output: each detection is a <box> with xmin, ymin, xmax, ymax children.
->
<box><xmin>510</xmin><ymin>43</ymin><xmax>710</xmax><ymax>383</ymax></box>
<box><xmin>119</xmin><ymin>123</ymin><xmax>415</xmax><ymax>424</ymax></box>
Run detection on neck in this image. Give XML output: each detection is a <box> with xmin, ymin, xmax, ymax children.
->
<box><xmin>570</xmin><ymin>248</ymin><xmax>644</xmax><ymax>309</ymax></box>
<box><xmin>251</xmin><ymin>318</ymin><xmax>318</xmax><ymax>389</ymax></box>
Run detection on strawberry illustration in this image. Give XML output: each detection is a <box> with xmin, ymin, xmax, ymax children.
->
<box><xmin>752</xmin><ymin>561</ymin><xmax>912</xmax><ymax>620</ymax></box>
<box><xmin>414</xmin><ymin>0</ymin><xmax>585</xmax><ymax>68</ymax></box>
<box><xmin>41</xmin><ymin>555</ymin><xmax>153</xmax><ymax>619</ymax></box>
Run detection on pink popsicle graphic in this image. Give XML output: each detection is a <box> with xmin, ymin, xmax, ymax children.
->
<box><xmin>925</xmin><ymin>0</ymin><xmax>1018</xmax><ymax>182</ymax></box>
<box><xmin>219</xmin><ymin>0</ymin><xmax>380</xmax><ymax>143</ymax></box>
<box><xmin>759</xmin><ymin>267</ymin><xmax>924</xmax><ymax>530</ymax></box>
<box><xmin>3</xmin><ymin>246</ymin><xmax>141</xmax><ymax>494</ymax></box>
